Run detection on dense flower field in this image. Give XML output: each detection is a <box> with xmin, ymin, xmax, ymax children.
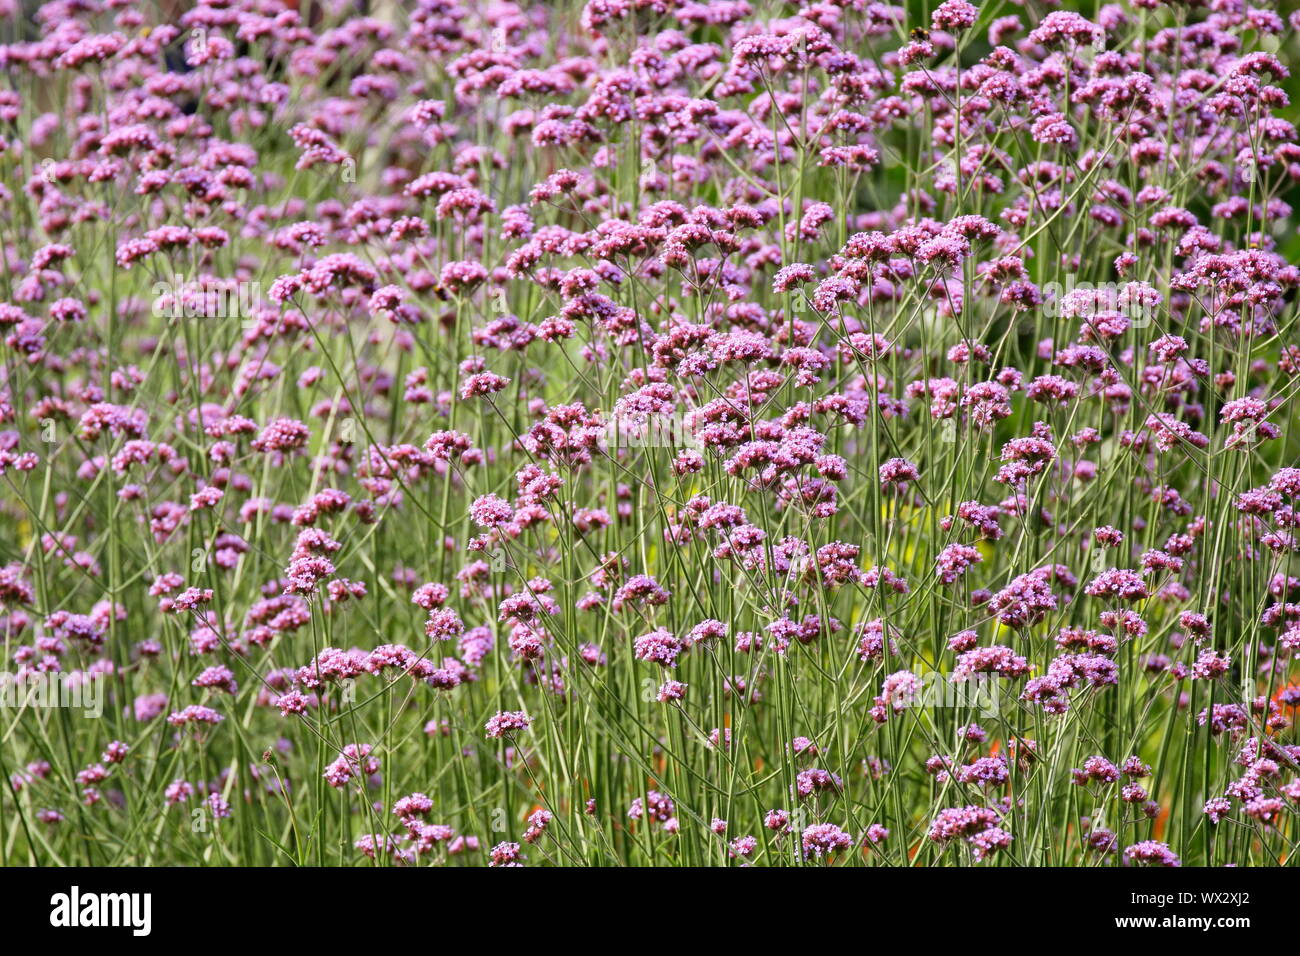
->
<box><xmin>0</xmin><ymin>0</ymin><xmax>1298</xmax><ymax>868</ymax></box>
